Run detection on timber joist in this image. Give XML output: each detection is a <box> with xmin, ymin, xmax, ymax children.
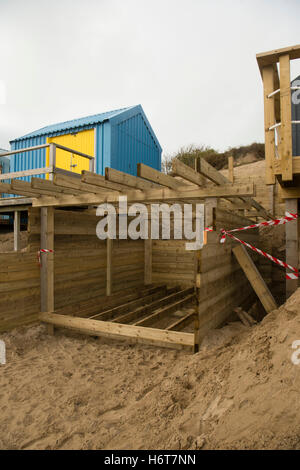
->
<box><xmin>40</xmin><ymin>284</ymin><xmax>197</xmax><ymax>351</ymax></box>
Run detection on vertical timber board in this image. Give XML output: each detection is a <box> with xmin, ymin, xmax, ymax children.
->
<box><xmin>106</xmin><ymin>238</ymin><xmax>113</xmax><ymax>296</ymax></box>
<box><xmin>233</xmin><ymin>244</ymin><xmax>277</xmax><ymax>313</ymax></box>
<box><xmin>40</xmin><ymin>207</ymin><xmax>54</xmax><ymax>314</ymax></box>
<box><xmin>14</xmin><ymin>211</ymin><xmax>20</xmax><ymax>251</ymax></box>
<box><xmin>262</xmin><ymin>65</ymin><xmax>276</xmax><ymax>184</ymax></box>
<box><xmin>286</xmin><ymin>198</ymin><xmax>299</xmax><ymax>299</ymax></box>
<box><xmin>279</xmin><ymin>54</ymin><xmax>293</xmax><ymax>181</ymax></box>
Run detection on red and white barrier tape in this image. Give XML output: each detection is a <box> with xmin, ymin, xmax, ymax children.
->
<box><xmin>37</xmin><ymin>249</ymin><xmax>54</xmax><ymax>266</ymax></box>
<box><xmin>218</xmin><ymin>212</ymin><xmax>299</xmax><ymax>280</ymax></box>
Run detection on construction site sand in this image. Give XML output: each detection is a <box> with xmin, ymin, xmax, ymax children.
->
<box><xmin>1</xmin><ymin>288</ymin><xmax>300</xmax><ymax>450</ymax></box>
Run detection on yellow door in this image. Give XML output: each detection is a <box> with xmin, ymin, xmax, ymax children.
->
<box><xmin>46</xmin><ymin>128</ymin><xmax>95</xmax><ymax>176</ymax></box>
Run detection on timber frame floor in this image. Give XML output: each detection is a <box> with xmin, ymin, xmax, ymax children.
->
<box><xmin>40</xmin><ymin>284</ymin><xmax>198</xmax><ymax>352</ymax></box>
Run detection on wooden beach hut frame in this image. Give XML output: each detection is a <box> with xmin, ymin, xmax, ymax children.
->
<box><xmin>0</xmin><ymin>142</ymin><xmax>274</xmax><ymax>352</ymax></box>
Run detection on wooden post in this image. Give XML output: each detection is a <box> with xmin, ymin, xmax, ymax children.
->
<box><xmin>13</xmin><ymin>211</ymin><xmax>20</xmax><ymax>251</ymax></box>
<box><xmin>262</xmin><ymin>65</ymin><xmax>276</xmax><ymax>184</ymax></box>
<box><xmin>49</xmin><ymin>143</ymin><xmax>56</xmax><ymax>181</ymax></box>
<box><xmin>106</xmin><ymin>238</ymin><xmax>113</xmax><ymax>296</ymax></box>
<box><xmin>279</xmin><ymin>54</ymin><xmax>293</xmax><ymax>182</ymax></box>
<box><xmin>233</xmin><ymin>244</ymin><xmax>277</xmax><ymax>313</ymax></box>
<box><xmin>269</xmin><ymin>185</ymin><xmax>275</xmax><ymax>215</ymax></box>
<box><xmin>40</xmin><ymin>207</ymin><xmax>54</xmax><ymax>334</ymax></box>
<box><xmin>144</xmin><ymin>220</ymin><xmax>152</xmax><ymax>285</ymax></box>
<box><xmin>286</xmin><ymin>198</ymin><xmax>299</xmax><ymax>299</ymax></box>
<box><xmin>228</xmin><ymin>156</ymin><xmax>234</xmax><ymax>183</ymax></box>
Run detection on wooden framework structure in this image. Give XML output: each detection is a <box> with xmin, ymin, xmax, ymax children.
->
<box><xmin>0</xmin><ymin>139</ymin><xmax>275</xmax><ymax>350</ymax></box>
<box><xmin>257</xmin><ymin>44</ymin><xmax>300</xmax><ymax>297</ymax></box>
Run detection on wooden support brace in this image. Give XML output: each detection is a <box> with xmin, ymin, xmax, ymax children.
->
<box><xmin>233</xmin><ymin>244</ymin><xmax>277</xmax><ymax>313</ymax></box>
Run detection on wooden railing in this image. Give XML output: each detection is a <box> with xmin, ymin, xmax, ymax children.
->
<box><xmin>0</xmin><ymin>143</ymin><xmax>95</xmax><ymax>181</ymax></box>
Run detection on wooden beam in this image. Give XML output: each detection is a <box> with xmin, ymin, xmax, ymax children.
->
<box><xmin>81</xmin><ymin>171</ymin><xmax>126</xmax><ymax>192</ymax></box>
<box><xmin>228</xmin><ymin>156</ymin><xmax>234</xmax><ymax>183</ymax></box>
<box><xmin>137</xmin><ymin>163</ymin><xmax>186</xmax><ymax>190</ymax></box>
<box><xmin>256</xmin><ymin>44</ymin><xmax>300</xmax><ymax>69</ymax></box>
<box><xmin>106</xmin><ymin>167</ymin><xmax>160</xmax><ymax>190</ymax></box>
<box><xmin>274</xmin><ymin>156</ymin><xmax>300</xmax><ymax>175</ymax></box>
<box><xmin>279</xmin><ymin>186</ymin><xmax>300</xmax><ymax>199</ymax></box>
<box><xmin>262</xmin><ymin>65</ymin><xmax>276</xmax><ymax>184</ymax></box>
<box><xmin>31</xmin><ymin>177</ymin><xmax>82</xmax><ymax>195</ymax></box>
<box><xmin>89</xmin><ymin>286</ymin><xmax>168</xmax><ymax>321</ymax></box>
<box><xmin>233</xmin><ymin>244</ymin><xmax>277</xmax><ymax>313</ymax></box>
<box><xmin>165</xmin><ymin>311</ymin><xmax>195</xmax><ymax>331</ymax></box>
<box><xmin>32</xmin><ymin>183</ymin><xmax>255</xmax><ymax>208</ymax></box>
<box><xmin>13</xmin><ymin>211</ymin><xmax>20</xmax><ymax>251</ymax></box>
<box><xmin>285</xmin><ymin>199</ymin><xmax>299</xmax><ymax>299</ymax></box>
<box><xmin>39</xmin><ymin>313</ymin><xmax>195</xmax><ymax>350</ymax></box>
<box><xmin>40</xmin><ymin>207</ymin><xmax>54</xmax><ymax>334</ymax></box>
<box><xmin>106</xmin><ymin>238</ymin><xmax>113</xmax><ymax>296</ymax></box>
<box><xmin>54</xmin><ymin>173</ymin><xmax>106</xmax><ymax>195</ymax></box>
<box><xmin>279</xmin><ymin>53</ymin><xmax>293</xmax><ymax>181</ymax></box>
<box><xmin>172</xmin><ymin>158</ymin><xmax>207</xmax><ymax>186</ymax></box>
<box><xmin>11</xmin><ymin>179</ymin><xmax>57</xmax><ymax>197</ymax></box>
<box><xmin>0</xmin><ymin>182</ymin><xmax>36</xmax><ymax>198</ymax></box>
<box><xmin>144</xmin><ymin>236</ymin><xmax>152</xmax><ymax>285</ymax></box>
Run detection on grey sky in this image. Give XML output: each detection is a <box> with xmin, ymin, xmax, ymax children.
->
<box><xmin>1</xmin><ymin>0</ymin><xmax>300</xmax><ymax>157</ymax></box>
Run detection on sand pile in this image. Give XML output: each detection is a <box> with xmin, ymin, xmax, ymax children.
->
<box><xmin>1</xmin><ymin>289</ymin><xmax>300</xmax><ymax>449</ymax></box>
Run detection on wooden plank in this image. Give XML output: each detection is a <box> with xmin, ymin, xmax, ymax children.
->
<box><xmin>144</xmin><ymin>237</ymin><xmax>152</xmax><ymax>285</ymax></box>
<box><xmin>0</xmin><ymin>182</ymin><xmax>36</xmax><ymax>198</ymax></box>
<box><xmin>32</xmin><ymin>183</ymin><xmax>255</xmax><ymax>208</ymax></box>
<box><xmin>54</xmin><ymin>173</ymin><xmax>106</xmax><ymax>195</ymax></box>
<box><xmin>0</xmin><ymin>167</ymin><xmax>51</xmax><ymax>181</ymax></box>
<box><xmin>172</xmin><ymin>158</ymin><xmax>207</xmax><ymax>186</ymax></box>
<box><xmin>114</xmin><ymin>287</ymin><xmax>192</xmax><ymax>324</ymax></box>
<box><xmin>274</xmin><ymin>156</ymin><xmax>300</xmax><ymax>176</ymax></box>
<box><xmin>280</xmin><ymin>186</ymin><xmax>300</xmax><ymax>199</ymax></box>
<box><xmin>106</xmin><ymin>238</ymin><xmax>113</xmax><ymax>296</ymax></box>
<box><xmin>40</xmin><ymin>207</ymin><xmax>54</xmax><ymax>315</ymax></box>
<box><xmin>13</xmin><ymin>211</ymin><xmax>20</xmax><ymax>251</ymax></box>
<box><xmin>0</xmin><ymin>197</ymin><xmax>32</xmax><ymax>207</ymax></box>
<box><xmin>165</xmin><ymin>311</ymin><xmax>195</xmax><ymax>331</ymax></box>
<box><xmin>89</xmin><ymin>286</ymin><xmax>168</xmax><ymax>321</ymax></box>
<box><xmin>285</xmin><ymin>199</ymin><xmax>298</xmax><ymax>299</ymax></box>
<box><xmin>81</xmin><ymin>171</ymin><xmax>126</xmax><ymax>192</ymax></box>
<box><xmin>279</xmin><ymin>54</ymin><xmax>293</xmax><ymax>181</ymax></box>
<box><xmin>11</xmin><ymin>179</ymin><xmax>59</xmax><ymax>197</ymax></box>
<box><xmin>256</xmin><ymin>44</ymin><xmax>300</xmax><ymax>69</ymax></box>
<box><xmin>31</xmin><ymin>177</ymin><xmax>82</xmax><ymax>195</ymax></box>
<box><xmin>106</xmin><ymin>167</ymin><xmax>159</xmax><ymax>190</ymax></box>
<box><xmin>262</xmin><ymin>65</ymin><xmax>276</xmax><ymax>184</ymax></box>
<box><xmin>137</xmin><ymin>163</ymin><xmax>186</xmax><ymax>190</ymax></box>
<box><xmin>228</xmin><ymin>156</ymin><xmax>234</xmax><ymax>183</ymax></box>
<box><xmin>39</xmin><ymin>312</ymin><xmax>195</xmax><ymax>349</ymax></box>
<box><xmin>233</xmin><ymin>244</ymin><xmax>277</xmax><ymax>312</ymax></box>
<box><xmin>134</xmin><ymin>294</ymin><xmax>195</xmax><ymax>327</ymax></box>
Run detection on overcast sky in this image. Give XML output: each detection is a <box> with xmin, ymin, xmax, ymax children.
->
<box><xmin>1</xmin><ymin>0</ymin><xmax>300</xmax><ymax>157</ymax></box>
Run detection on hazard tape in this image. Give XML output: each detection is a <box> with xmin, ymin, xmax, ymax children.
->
<box><xmin>218</xmin><ymin>212</ymin><xmax>299</xmax><ymax>280</ymax></box>
<box><xmin>37</xmin><ymin>249</ymin><xmax>54</xmax><ymax>266</ymax></box>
